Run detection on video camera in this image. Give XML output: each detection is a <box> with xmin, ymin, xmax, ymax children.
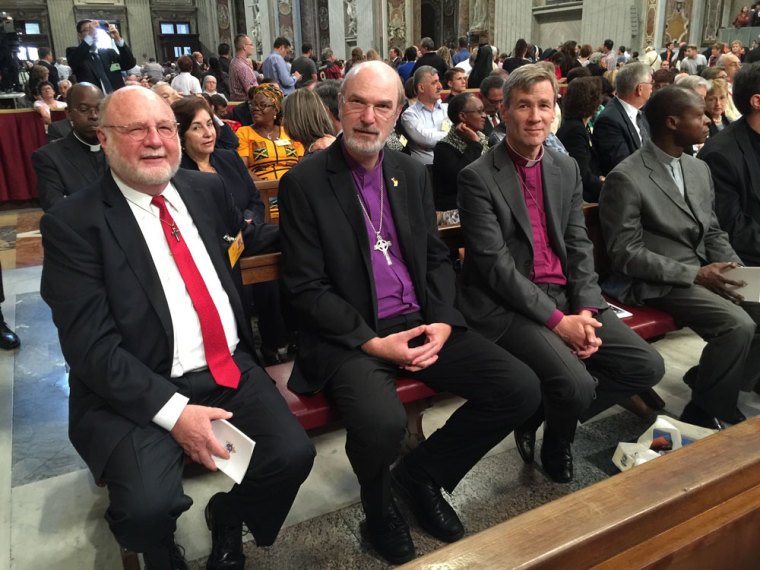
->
<box><xmin>0</xmin><ymin>12</ymin><xmax>22</xmax><ymax>92</ymax></box>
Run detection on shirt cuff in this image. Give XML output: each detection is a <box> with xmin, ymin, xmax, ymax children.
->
<box><xmin>152</xmin><ymin>392</ymin><xmax>189</xmax><ymax>432</ymax></box>
<box><xmin>579</xmin><ymin>307</ymin><xmax>599</xmax><ymax>315</ymax></box>
<box><xmin>116</xmin><ymin>39</ymin><xmax>125</xmax><ymax>47</ymax></box>
<box><xmin>546</xmin><ymin>309</ymin><xmax>564</xmax><ymax>330</ymax></box>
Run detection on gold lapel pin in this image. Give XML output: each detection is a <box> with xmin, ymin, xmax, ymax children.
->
<box><xmin>391</xmin><ymin>177</ymin><xmax>398</xmax><ymax>187</ymax></box>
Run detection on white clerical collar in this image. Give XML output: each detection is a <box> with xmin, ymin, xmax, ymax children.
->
<box><xmin>72</xmin><ymin>130</ymin><xmax>101</xmax><ymax>152</ymax></box>
<box><xmin>506</xmin><ymin>138</ymin><xmax>543</xmax><ymax>167</ymax></box>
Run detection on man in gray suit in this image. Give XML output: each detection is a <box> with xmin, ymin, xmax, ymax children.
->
<box><xmin>458</xmin><ymin>65</ymin><xmax>663</xmax><ymax>484</ymax></box>
<box><xmin>599</xmin><ymin>85</ymin><xmax>760</xmax><ymax>429</ymax></box>
<box><xmin>32</xmin><ymin>83</ymin><xmax>107</xmax><ymax>211</ymax></box>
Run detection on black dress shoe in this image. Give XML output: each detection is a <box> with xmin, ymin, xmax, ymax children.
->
<box><xmin>143</xmin><ymin>536</ymin><xmax>188</xmax><ymax>570</ymax></box>
<box><xmin>205</xmin><ymin>493</ymin><xmax>245</xmax><ymax>570</ymax></box>
<box><xmin>680</xmin><ymin>402</ymin><xmax>724</xmax><ymax>431</ymax></box>
<box><xmin>514</xmin><ymin>426</ymin><xmax>536</xmax><ymax>464</ymax></box>
<box><xmin>540</xmin><ymin>440</ymin><xmax>573</xmax><ymax>483</ymax></box>
<box><xmin>364</xmin><ymin>499</ymin><xmax>415</xmax><ymax>565</ymax></box>
<box><xmin>721</xmin><ymin>407</ymin><xmax>746</xmax><ymax>425</ymax></box>
<box><xmin>390</xmin><ymin>461</ymin><xmax>464</xmax><ymax>542</ymax></box>
<box><xmin>683</xmin><ymin>366</ymin><xmax>698</xmax><ymax>388</ymax></box>
<box><xmin>0</xmin><ymin>318</ymin><xmax>19</xmax><ymax>350</ymax></box>
<box><xmin>638</xmin><ymin>387</ymin><xmax>666</xmax><ymax>411</ymax></box>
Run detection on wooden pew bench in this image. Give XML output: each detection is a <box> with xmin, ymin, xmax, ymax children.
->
<box><xmin>401</xmin><ymin>415</ymin><xmax>760</xmax><ymax>569</ymax></box>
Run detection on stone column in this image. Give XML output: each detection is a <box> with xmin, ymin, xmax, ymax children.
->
<box><xmin>48</xmin><ymin>0</ymin><xmax>76</xmax><ymax>58</ymax></box>
<box><xmin>124</xmin><ymin>0</ymin><xmax>154</xmax><ymax>63</ymax></box>
<box><xmin>356</xmin><ymin>0</ymin><xmax>376</xmax><ymax>50</ymax></box>
<box><xmin>329</xmin><ymin>0</ymin><xmax>346</xmax><ymax>59</ymax></box>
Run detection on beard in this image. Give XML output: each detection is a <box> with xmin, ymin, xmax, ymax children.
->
<box><xmin>343</xmin><ymin>126</ymin><xmax>387</xmax><ymax>155</ymax></box>
<box><xmin>104</xmin><ymin>136</ymin><xmax>180</xmax><ymax>189</ymax></box>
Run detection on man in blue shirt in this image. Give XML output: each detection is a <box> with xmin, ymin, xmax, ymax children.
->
<box><xmin>452</xmin><ymin>36</ymin><xmax>470</xmax><ymax>66</ymax></box>
<box><xmin>261</xmin><ymin>37</ymin><xmax>301</xmax><ymax>95</ymax></box>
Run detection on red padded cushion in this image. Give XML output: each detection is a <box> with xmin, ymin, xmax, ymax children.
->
<box><xmin>266</xmin><ymin>362</ymin><xmax>436</xmax><ymax>430</ymax></box>
<box><xmin>604</xmin><ymin>296</ymin><xmax>678</xmax><ymax>340</ymax></box>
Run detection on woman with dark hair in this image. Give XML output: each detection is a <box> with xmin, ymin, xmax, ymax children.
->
<box><xmin>33</xmin><ymin>80</ymin><xmax>66</xmax><ymax>126</ymax></box>
<box><xmin>172</xmin><ymin>96</ymin><xmax>290</xmax><ymax>364</ymax></box>
<box><xmin>502</xmin><ymin>38</ymin><xmax>530</xmax><ymax>73</ymax></box>
<box><xmin>343</xmin><ymin>46</ymin><xmax>365</xmax><ymax>75</ymax></box>
<box><xmin>432</xmin><ymin>92</ymin><xmax>488</xmax><ymax>224</ymax></box>
<box><xmin>578</xmin><ymin>44</ymin><xmax>593</xmax><ymax>66</ymax></box>
<box><xmin>467</xmin><ymin>44</ymin><xmax>494</xmax><ymax>89</ymax></box>
<box><xmin>558</xmin><ymin>41</ymin><xmax>581</xmax><ymax>77</ymax></box>
<box><xmin>556</xmin><ymin>76</ymin><xmax>604</xmax><ymax>202</ymax></box>
<box><xmin>235</xmin><ymin>83</ymin><xmax>304</xmax><ymax>180</ymax></box>
<box><xmin>171</xmin><ymin>54</ymin><xmax>202</xmax><ymax>95</ymax></box>
<box><xmin>397</xmin><ymin>46</ymin><xmax>418</xmax><ymax>82</ymax></box>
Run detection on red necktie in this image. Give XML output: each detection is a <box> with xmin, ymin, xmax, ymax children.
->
<box><xmin>151</xmin><ymin>195</ymin><xmax>240</xmax><ymax>389</ymax></box>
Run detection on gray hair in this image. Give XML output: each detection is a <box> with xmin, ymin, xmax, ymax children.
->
<box><xmin>675</xmin><ymin>74</ymin><xmax>711</xmax><ymax>93</ymax></box>
<box><xmin>615</xmin><ymin>62</ymin><xmax>652</xmax><ymax>96</ymax></box>
<box><xmin>321</xmin><ymin>47</ymin><xmax>333</xmax><ymax>61</ymax></box>
<box><xmin>412</xmin><ymin>65</ymin><xmax>438</xmax><ymax>95</ymax></box>
<box><xmin>340</xmin><ymin>60</ymin><xmax>405</xmax><ymax>108</ymax></box>
<box><xmin>502</xmin><ymin>63</ymin><xmax>558</xmax><ymax>107</ymax></box>
<box><xmin>420</xmin><ymin>37</ymin><xmax>435</xmax><ymax>51</ymax></box>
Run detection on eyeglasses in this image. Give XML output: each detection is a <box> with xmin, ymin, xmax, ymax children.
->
<box><xmin>100</xmin><ymin>121</ymin><xmax>178</xmax><ymax>140</ymax></box>
<box><xmin>250</xmin><ymin>101</ymin><xmax>276</xmax><ymax>110</ymax></box>
<box><xmin>341</xmin><ymin>99</ymin><xmax>396</xmax><ymax>119</ymax></box>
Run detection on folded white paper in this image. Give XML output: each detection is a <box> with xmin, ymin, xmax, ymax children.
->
<box><xmin>211</xmin><ymin>419</ymin><xmax>255</xmax><ymax>484</ymax></box>
<box><xmin>724</xmin><ymin>266</ymin><xmax>760</xmax><ymax>302</ymax></box>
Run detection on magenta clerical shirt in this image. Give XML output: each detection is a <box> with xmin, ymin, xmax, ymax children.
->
<box><xmin>504</xmin><ymin>141</ymin><xmax>567</xmax><ymax>328</ymax></box>
<box><xmin>341</xmin><ymin>142</ymin><xmax>421</xmax><ymax>320</ymax></box>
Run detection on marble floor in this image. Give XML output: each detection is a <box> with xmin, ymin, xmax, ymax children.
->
<box><xmin>2</xmin><ymin>206</ymin><xmax>759</xmax><ymax>570</ymax></box>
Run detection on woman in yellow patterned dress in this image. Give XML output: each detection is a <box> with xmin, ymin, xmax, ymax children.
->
<box><xmin>235</xmin><ymin>83</ymin><xmax>304</xmax><ymax>180</ymax></box>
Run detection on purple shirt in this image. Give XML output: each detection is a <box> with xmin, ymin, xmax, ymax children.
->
<box><xmin>341</xmin><ymin>143</ymin><xmax>421</xmax><ymax>319</ymax></box>
<box><xmin>505</xmin><ymin>141</ymin><xmax>567</xmax><ymax>328</ymax></box>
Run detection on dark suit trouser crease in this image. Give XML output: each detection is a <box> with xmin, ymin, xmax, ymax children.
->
<box><xmin>325</xmin><ymin>315</ymin><xmax>540</xmax><ymax>520</ymax></box>
<box><xmin>101</xmin><ymin>351</ymin><xmax>315</xmax><ymax>553</ymax></box>
<box><xmin>496</xmin><ymin>285</ymin><xmax>664</xmax><ymax>441</ymax></box>
<box><xmin>646</xmin><ymin>285</ymin><xmax>760</xmax><ymax>418</ymax></box>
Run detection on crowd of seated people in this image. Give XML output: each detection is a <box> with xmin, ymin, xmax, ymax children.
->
<box><xmin>12</xmin><ymin>25</ymin><xmax>760</xmax><ymax>569</ymax></box>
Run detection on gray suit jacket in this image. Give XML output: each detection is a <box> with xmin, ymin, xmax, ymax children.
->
<box><xmin>598</xmin><ymin>140</ymin><xmax>740</xmax><ymax>305</ymax></box>
<box><xmin>457</xmin><ymin>143</ymin><xmax>605</xmax><ymax>342</ymax></box>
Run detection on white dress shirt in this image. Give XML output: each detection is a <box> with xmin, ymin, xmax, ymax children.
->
<box><xmin>115</xmin><ymin>174</ymin><xmax>240</xmax><ymax>430</ymax></box>
<box><xmin>617</xmin><ymin>97</ymin><xmax>644</xmax><ymax>143</ymax></box>
<box><xmin>400</xmin><ymin>99</ymin><xmax>450</xmax><ymax>164</ymax></box>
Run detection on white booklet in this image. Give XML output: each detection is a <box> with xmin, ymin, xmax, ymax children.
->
<box><xmin>724</xmin><ymin>266</ymin><xmax>760</xmax><ymax>302</ymax></box>
<box><xmin>211</xmin><ymin>419</ymin><xmax>255</xmax><ymax>484</ymax></box>
<box><xmin>606</xmin><ymin>302</ymin><xmax>633</xmax><ymax>319</ymax></box>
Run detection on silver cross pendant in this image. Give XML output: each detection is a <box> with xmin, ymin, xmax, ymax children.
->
<box><xmin>374</xmin><ymin>233</ymin><xmax>392</xmax><ymax>266</ymax></box>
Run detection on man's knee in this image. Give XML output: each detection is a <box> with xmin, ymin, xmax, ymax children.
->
<box><xmin>106</xmin><ymin>485</ymin><xmax>191</xmax><ymax>552</ymax></box>
<box><xmin>545</xmin><ymin>372</ymin><xmax>596</xmax><ymax>417</ymax></box>
<box><xmin>345</xmin><ymin>403</ymin><xmax>408</xmax><ymax>465</ymax></box>
<box><xmin>266</xmin><ymin>430</ymin><xmax>316</xmax><ymax>486</ymax></box>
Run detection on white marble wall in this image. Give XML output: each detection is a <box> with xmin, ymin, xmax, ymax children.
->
<box><xmin>493</xmin><ymin>0</ymin><xmax>533</xmax><ymax>58</ymax></box>
<box><xmin>124</xmin><ymin>0</ymin><xmax>155</xmax><ymax>62</ymax></box>
<box><xmin>328</xmin><ymin>0</ymin><xmax>346</xmax><ymax>59</ymax></box>
<box><xmin>356</xmin><ymin>0</ymin><xmax>378</xmax><ymax>50</ymax></box>
<box><xmin>581</xmin><ymin>0</ymin><xmax>636</xmax><ymax>51</ymax></box>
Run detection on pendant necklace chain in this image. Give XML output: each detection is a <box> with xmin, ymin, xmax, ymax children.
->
<box><xmin>125</xmin><ymin>196</ymin><xmax>182</xmax><ymax>242</ymax></box>
<box><xmin>357</xmin><ymin>180</ymin><xmax>393</xmax><ymax>266</ymax></box>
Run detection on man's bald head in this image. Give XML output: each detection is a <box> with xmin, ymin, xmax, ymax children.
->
<box><xmin>98</xmin><ymin>87</ymin><xmax>181</xmax><ymax>195</ymax></box>
<box><xmin>66</xmin><ymin>82</ymin><xmax>103</xmax><ymax>107</ymax></box>
<box><xmin>645</xmin><ymin>85</ymin><xmax>709</xmax><ymax>147</ymax></box>
<box><xmin>65</xmin><ymin>82</ymin><xmax>104</xmax><ymax>143</ymax></box>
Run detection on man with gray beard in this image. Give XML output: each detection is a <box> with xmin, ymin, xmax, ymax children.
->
<box><xmin>39</xmin><ymin>87</ymin><xmax>312</xmax><ymax>570</ymax></box>
<box><xmin>279</xmin><ymin>61</ymin><xmax>540</xmax><ymax>564</ymax></box>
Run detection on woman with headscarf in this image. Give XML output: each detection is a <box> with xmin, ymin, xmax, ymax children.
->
<box><xmin>467</xmin><ymin>44</ymin><xmax>494</xmax><ymax>89</ymax></box>
<box><xmin>432</xmin><ymin>92</ymin><xmax>489</xmax><ymax>225</ymax></box>
<box><xmin>202</xmin><ymin>74</ymin><xmax>227</xmax><ymax>102</ymax></box>
<box><xmin>235</xmin><ymin>83</ymin><xmax>304</xmax><ymax>180</ymax></box>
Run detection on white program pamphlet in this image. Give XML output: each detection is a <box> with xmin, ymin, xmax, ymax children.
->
<box><xmin>607</xmin><ymin>302</ymin><xmax>633</xmax><ymax>319</ymax></box>
<box><xmin>724</xmin><ymin>266</ymin><xmax>760</xmax><ymax>302</ymax></box>
<box><xmin>211</xmin><ymin>419</ymin><xmax>255</xmax><ymax>484</ymax></box>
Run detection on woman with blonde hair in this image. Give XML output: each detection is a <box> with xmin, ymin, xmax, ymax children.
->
<box><xmin>436</xmin><ymin>46</ymin><xmax>453</xmax><ymax>68</ymax></box>
<box><xmin>704</xmin><ymin>78</ymin><xmax>732</xmax><ymax>137</ymax></box>
<box><xmin>281</xmin><ymin>88</ymin><xmax>336</xmax><ymax>154</ymax></box>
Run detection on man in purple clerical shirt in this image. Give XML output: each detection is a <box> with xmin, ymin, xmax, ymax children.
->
<box><xmin>279</xmin><ymin>61</ymin><xmax>541</xmax><ymax>565</ymax></box>
<box><xmin>457</xmin><ymin>64</ymin><xmax>665</xmax><ymax>484</ymax></box>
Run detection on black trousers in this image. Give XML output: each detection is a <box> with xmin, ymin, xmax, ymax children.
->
<box><xmin>496</xmin><ymin>284</ymin><xmax>664</xmax><ymax>441</ymax></box>
<box><xmin>325</xmin><ymin>313</ymin><xmax>541</xmax><ymax>520</ymax></box>
<box><xmin>101</xmin><ymin>351</ymin><xmax>315</xmax><ymax>553</ymax></box>
<box><xmin>0</xmin><ymin>260</ymin><xmax>5</xmax><ymax>304</ymax></box>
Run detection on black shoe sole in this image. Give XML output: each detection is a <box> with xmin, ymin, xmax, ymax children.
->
<box><xmin>361</xmin><ymin>522</ymin><xmax>416</xmax><ymax>565</ymax></box>
<box><xmin>390</xmin><ymin>469</ymin><xmax>464</xmax><ymax>543</ymax></box>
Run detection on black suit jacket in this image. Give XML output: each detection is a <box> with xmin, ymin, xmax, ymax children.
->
<box><xmin>411</xmin><ymin>52</ymin><xmax>449</xmax><ymax>80</ymax></box>
<box><xmin>46</xmin><ymin>118</ymin><xmax>72</xmax><ymax>144</ymax></box>
<box><xmin>557</xmin><ymin>118</ymin><xmax>603</xmax><ymax>202</ymax></box>
<box><xmin>278</xmin><ymin>138</ymin><xmax>466</xmax><ymax>394</ymax></box>
<box><xmin>698</xmin><ymin>117</ymin><xmax>760</xmax><ymax>266</ymax></box>
<box><xmin>32</xmin><ymin>130</ymin><xmax>108</xmax><ymax>211</ymax></box>
<box><xmin>180</xmin><ymin>148</ymin><xmax>265</xmax><ymax>223</ymax></box>
<box><xmin>592</xmin><ymin>97</ymin><xmax>643</xmax><ymax>176</ymax></box>
<box><xmin>66</xmin><ymin>39</ymin><xmax>136</xmax><ymax>91</ymax></box>
<box><xmin>40</xmin><ymin>169</ymin><xmax>278</xmax><ymax>478</ymax></box>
